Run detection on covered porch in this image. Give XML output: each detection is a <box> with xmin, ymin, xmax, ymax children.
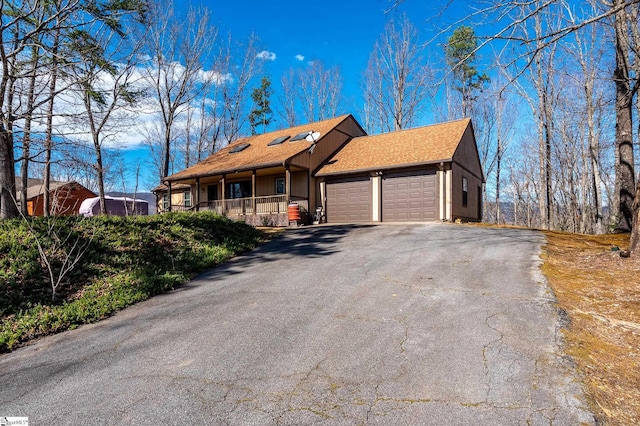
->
<box><xmin>163</xmin><ymin>165</ymin><xmax>310</xmax><ymax>226</ymax></box>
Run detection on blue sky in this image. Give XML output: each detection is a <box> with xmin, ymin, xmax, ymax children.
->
<box><xmin>204</xmin><ymin>0</ymin><xmax>465</xmax><ymax>112</ymax></box>
<box><xmin>128</xmin><ymin>0</ymin><xmax>480</xmax><ymax>191</ymax></box>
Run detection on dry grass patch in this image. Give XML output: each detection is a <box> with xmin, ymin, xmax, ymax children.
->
<box><xmin>541</xmin><ymin>231</ymin><xmax>640</xmax><ymax>425</ymax></box>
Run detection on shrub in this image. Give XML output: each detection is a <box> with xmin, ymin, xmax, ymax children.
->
<box><xmin>0</xmin><ymin>212</ymin><xmax>263</xmax><ymax>352</ymax></box>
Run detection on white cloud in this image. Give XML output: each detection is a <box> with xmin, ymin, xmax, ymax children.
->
<box><xmin>256</xmin><ymin>50</ymin><xmax>276</xmax><ymax>61</ymax></box>
<box><xmin>295</xmin><ymin>54</ymin><xmax>305</xmax><ymax>62</ymax></box>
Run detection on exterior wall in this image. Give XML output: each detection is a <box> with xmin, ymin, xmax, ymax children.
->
<box><xmin>155</xmin><ymin>190</ymin><xmax>186</xmax><ymax>213</ymax></box>
<box><xmin>451</xmin><ymin>162</ymin><xmax>483</xmax><ymax>221</ymax></box>
<box><xmin>28</xmin><ymin>185</ymin><xmax>96</xmax><ymax>216</ymax></box>
<box><xmin>450</xmin><ymin>124</ymin><xmax>483</xmax><ymax>222</ymax></box>
<box><xmin>452</xmin><ymin>125</ymin><xmax>484</xmax><ymax>181</ymax></box>
<box><xmin>288</xmin><ymin>116</ymin><xmax>366</xmax><ymax>172</ymax></box>
<box><xmin>255</xmin><ymin>176</ymin><xmax>277</xmax><ymax>197</ymax></box>
<box><xmin>254</xmin><ymin>172</ymin><xmax>307</xmax><ymax>198</ymax></box>
<box><xmin>290</xmin><ymin>171</ymin><xmax>307</xmax><ymax>198</ymax></box>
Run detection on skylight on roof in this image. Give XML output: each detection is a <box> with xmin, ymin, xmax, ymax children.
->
<box><xmin>290</xmin><ymin>132</ymin><xmax>310</xmax><ymax>142</ymax></box>
<box><xmin>268</xmin><ymin>136</ymin><xmax>289</xmax><ymax>146</ymax></box>
<box><xmin>229</xmin><ymin>143</ymin><xmax>250</xmax><ymax>153</ymax></box>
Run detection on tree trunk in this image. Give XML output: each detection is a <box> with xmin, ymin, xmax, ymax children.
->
<box><xmin>630</xmin><ymin>182</ymin><xmax>640</xmax><ymax>255</ymax></box>
<box><xmin>20</xmin><ymin>47</ymin><xmax>40</xmax><ymax>216</ymax></box>
<box><xmin>0</xmin><ymin>127</ymin><xmax>19</xmax><ymax>219</ymax></box>
<box><xmin>44</xmin><ymin>25</ymin><xmax>61</xmax><ymax>217</ymax></box>
<box><xmin>613</xmin><ymin>0</ymin><xmax>636</xmax><ymax>232</ymax></box>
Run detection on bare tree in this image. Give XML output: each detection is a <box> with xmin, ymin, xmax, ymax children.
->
<box><xmin>362</xmin><ymin>14</ymin><xmax>431</xmax><ymax>133</ymax></box>
<box><xmin>611</xmin><ymin>0</ymin><xmax>637</xmax><ymax>232</ymax></box>
<box><xmin>280</xmin><ymin>68</ymin><xmax>298</xmax><ymax>127</ymax></box>
<box><xmin>67</xmin><ymin>24</ymin><xmax>145</xmax><ymax>214</ymax></box>
<box><xmin>0</xmin><ymin>1</ymin><xmax>148</xmax><ymax>219</ymax></box>
<box><xmin>0</xmin><ymin>1</ymin><xmax>72</xmax><ymax>219</ymax></box>
<box><xmin>280</xmin><ymin>61</ymin><xmax>344</xmax><ymax>126</ymax></box>
<box><xmin>216</xmin><ymin>33</ymin><xmax>264</xmax><ymax>144</ymax></box>
<box><xmin>567</xmin><ymin>5</ymin><xmax>608</xmax><ymax>234</ymax></box>
<box><xmin>141</xmin><ymin>1</ymin><xmax>215</xmax><ymax>181</ymax></box>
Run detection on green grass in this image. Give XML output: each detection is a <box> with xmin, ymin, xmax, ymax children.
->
<box><xmin>0</xmin><ymin>212</ymin><xmax>264</xmax><ymax>352</ymax></box>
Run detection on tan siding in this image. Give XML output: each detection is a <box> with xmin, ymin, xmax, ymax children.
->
<box><xmin>291</xmin><ymin>171</ymin><xmax>308</xmax><ymax>198</ymax></box>
<box><xmin>172</xmin><ymin>191</ymin><xmax>187</xmax><ymax>207</ymax></box>
<box><xmin>451</xmin><ymin>162</ymin><xmax>482</xmax><ymax>221</ymax></box>
<box><xmin>256</xmin><ymin>176</ymin><xmax>279</xmax><ymax>196</ymax></box>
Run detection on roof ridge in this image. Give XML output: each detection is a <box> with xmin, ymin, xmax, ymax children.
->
<box><xmin>352</xmin><ymin>118</ymin><xmax>471</xmax><ymax>140</ymax></box>
<box><xmin>227</xmin><ymin>114</ymin><xmax>352</xmax><ymax>146</ymax></box>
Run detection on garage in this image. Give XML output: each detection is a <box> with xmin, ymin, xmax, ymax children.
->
<box><xmin>326</xmin><ymin>177</ymin><xmax>370</xmax><ymax>223</ymax></box>
<box><xmin>382</xmin><ymin>169</ymin><xmax>438</xmax><ymax>222</ymax></box>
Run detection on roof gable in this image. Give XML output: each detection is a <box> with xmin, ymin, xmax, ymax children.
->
<box><xmin>316</xmin><ymin>118</ymin><xmax>472</xmax><ymax>176</ymax></box>
<box><xmin>166</xmin><ymin>114</ymin><xmax>355</xmax><ymax>182</ymax></box>
<box><xmin>24</xmin><ymin>181</ymin><xmax>93</xmax><ymax>201</ymax></box>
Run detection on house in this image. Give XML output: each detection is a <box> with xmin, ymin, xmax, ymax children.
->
<box><xmin>152</xmin><ymin>183</ymin><xmax>193</xmax><ymax>213</ymax></box>
<box><xmin>155</xmin><ymin>115</ymin><xmax>483</xmax><ymax>225</ymax></box>
<box><xmin>155</xmin><ymin>114</ymin><xmax>366</xmax><ymax>226</ymax></box>
<box><xmin>17</xmin><ymin>179</ymin><xmax>96</xmax><ymax>216</ymax></box>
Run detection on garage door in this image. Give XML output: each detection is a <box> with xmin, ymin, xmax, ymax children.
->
<box><xmin>326</xmin><ymin>177</ymin><xmax>371</xmax><ymax>223</ymax></box>
<box><xmin>382</xmin><ymin>169</ymin><xmax>437</xmax><ymax>222</ymax></box>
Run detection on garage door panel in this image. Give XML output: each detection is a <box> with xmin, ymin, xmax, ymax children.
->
<box><xmin>382</xmin><ymin>170</ymin><xmax>437</xmax><ymax>222</ymax></box>
<box><xmin>326</xmin><ymin>177</ymin><xmax>370</xmax><ymax>223</ymax></box>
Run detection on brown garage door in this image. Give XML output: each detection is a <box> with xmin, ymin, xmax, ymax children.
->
<box><xmin>326</xmin><ymin>177</ymin><xmax>371</xmax><ymax>223</ymax></box>
<box><xmin>382</xmin><ymin>169</ymin><xmax>437</xmax><ymax>222</ymax></box>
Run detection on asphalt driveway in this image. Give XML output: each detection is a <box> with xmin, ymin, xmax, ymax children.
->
<box><xmin>0</xmin><ymin>224</ymin><xmax>594</xmax><ymax>425</ymax></box>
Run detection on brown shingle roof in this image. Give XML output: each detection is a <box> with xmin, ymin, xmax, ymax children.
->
<box><xmin>151</xmin><ymin>183</ymin><xmax>191</xmax><ymax>193</ymax></box>
<box><xmin>165</xmin><ymin>114</ymin><xmax>354</xmax><ymax>182</ymax></box>
<box><xmin>316</xmin><ymin>118</ymin><xmax>471</xmax><ymax>176</ymax></box>
<box><xmin>25</xmin><ymin>181</ymin><xmax>93</xmax><ymax>200</ymax></box>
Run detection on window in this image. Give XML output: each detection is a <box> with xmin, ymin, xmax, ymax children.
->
<box><xmin>229</xmin><ymin>143</ymin><xmax>250</xmax><ymax>153</ymax></box>
<box><xmin>275</xmin><ymin>177</ymin><xmax>285</xmax><ymax>195</ymax></box>
<box><xmin>183</xmin><ymin>191</ymin><xmax>192</xmax><ymax>208</ymax></box>
<box><xmin>162</xmin><ymin>194</ymin><xmax>169</xmax><ymax>211</ymax></box>
<box><xmin>290</xmin><ymin>131</ymin><xmax>310</xmax><ymax>141</ymax></box>
<box><xmin>462</xmin><ymin>177</ymin><xmax>468</xmax><ymax>207</ymax></box>
<box><xmin>226</xmin><ymin>181</ymin><xmax>251</xmax><ymax>199</ymax></box>
<box><xmin>268</xmin><ymin>136</ymin><xmax>289</xmax><ymax>146</ymax></box>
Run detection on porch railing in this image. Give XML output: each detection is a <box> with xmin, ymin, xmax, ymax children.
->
<box><xmin>193</xmin><ymin>195</ymin><xmax>308</xmax><ymax>216</ymax></box>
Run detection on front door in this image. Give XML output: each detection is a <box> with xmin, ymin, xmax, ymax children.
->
<box><xmin>207</xmin><ymin>185</ymin><xmax>218</xmax><ymax>201</ymax></box>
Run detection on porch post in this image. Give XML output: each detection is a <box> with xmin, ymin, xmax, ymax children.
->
<box><xmin>445</xmin><ymin>166</ymin><xmax>452</xmax><ymax>221</ymax></box>
<box><xmin>285</xmin><ymin>165</ymin><xmax>291</xmax><ymax>206</ymax></box>
<box><xmin>195</xmin><ymin>178</ymin><xmax>200</xmax><ymax>211</ymax></box>
<box><xmin>251</xmin><ymin>170</ymin><xmax>256</xmax><ymax>215</ymax></box>
<box><xmin>220</xmin><ymin>175</ymin><xmax>226</xmax><ymax>216</ymax></box>
<box><xmin>167</xmin><ymin>182</ymin><xmax>172</xmax><ymax>213</ymax></box>
<box><xmin>319</xmin><ymin>180</ymin><xmax>326</xmax><ymax>220</ymax></box>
